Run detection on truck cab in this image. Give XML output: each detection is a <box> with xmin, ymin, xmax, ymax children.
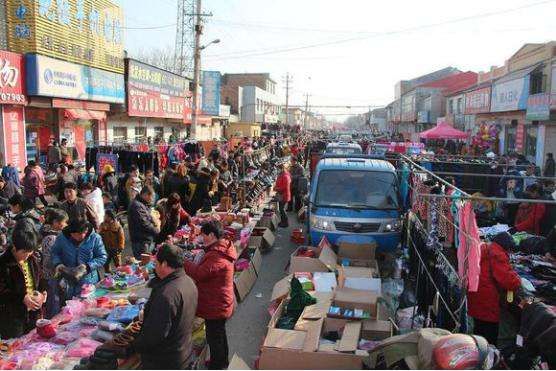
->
<box><xmin>308</xmin><ymin>156</ymin><xmax>401</xmax><ymax>252</ymax></box>
<box><xmin>325</xmin><ymin>142</ymin><xmax>362</xmax><ymax>155</ymax></box>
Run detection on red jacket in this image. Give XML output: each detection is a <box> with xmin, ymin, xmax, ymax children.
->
<box><xmin>467</xmin><ymin>242</ymin><xmax>521</xmax><ymax>323</ymax></box>
<box><xmin>274</xmin><ymin>171</ymin><xmax>292</xmax><ymax>203</ymax></box>
<box><xmin>515</xmin><ymin>202</ymin><xmax>546</xmax><ymax>235</ymax></box>
<box><xmin>184</xmin><ymin>239</ymin><xmax>237</xmax><ymax>320</ymax></box>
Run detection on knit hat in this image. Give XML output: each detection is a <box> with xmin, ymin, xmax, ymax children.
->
<box><xmin>103</xmin><ymin>164</ymin><xmax>115</xmax><ymax>174</ymax></box>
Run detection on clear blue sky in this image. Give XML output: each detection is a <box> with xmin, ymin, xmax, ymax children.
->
<box><xmin>116</xmin><ymin>0</ymin><xmax>556</xmax><ymax>120</ymax></box>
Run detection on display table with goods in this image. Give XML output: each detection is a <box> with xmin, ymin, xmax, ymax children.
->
<box><xmin>0</xmin><ymin>261</ymin><xmax>208</xmax><ymax>370</ymax></box>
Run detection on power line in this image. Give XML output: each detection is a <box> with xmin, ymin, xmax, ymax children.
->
<box><xmin>202</xmin><ymin>0</ymin><xmax>556</xmax><ymax>60</ymax></box>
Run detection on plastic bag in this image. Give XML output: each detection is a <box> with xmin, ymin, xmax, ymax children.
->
<box><xmin>106</xmin><ymin>305</ymin><xmax>140</xmax><ymax>324</ymax></box>
<box><xmin>65</xmin><ymin>338</ymin><xmax>102</xmax><ymax>359</ymax></box>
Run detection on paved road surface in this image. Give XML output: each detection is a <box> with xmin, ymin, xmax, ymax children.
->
<box><xmin>227</xmin><ymin>212</ymin><xmax>302</xmax><ymax>368</ymax></box>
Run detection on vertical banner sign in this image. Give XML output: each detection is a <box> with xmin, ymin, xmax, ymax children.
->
<box><xmin>516</xmin><ymin>123</ymin><xmax>525</xmax><ymax>152</ymax></box>
<box><xmin>0</xmin><ymin>50</ymin><xmax>27</xmax><ymax>105</ymax></box>
<box><xmin>201</xmin><ymin>71</ymin><xmax>221</xmax><ymax>116</ymax></box>
<box><xmin>1</xmin><ymin>105</ymin><xmax>27</xmax><ymax>171</ymax></box>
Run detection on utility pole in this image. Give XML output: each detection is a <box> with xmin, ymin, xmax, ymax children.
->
<box><xmin>191</xmin><ymin>0</ymin><xmax>202</xmax><ymax>139</ymax></box>
<box><xmin>282</xmin><ymin>73</ymin><xmax>293</xmax><ymax>127</ymax></box>
<box><xmin>303</xmin><ymin>93</ymin><xmax>310</xmax><ymax>131</ymax></box>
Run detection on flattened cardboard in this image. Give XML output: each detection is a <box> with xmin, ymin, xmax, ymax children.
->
<box><xmin>234</xmin><ymin>262</ymin><xmax>257</xmax><ymax>302</ymax></box>
<box><xmin>343</xmin><ymin>277</ymin><xmax>382</xmax><ymax>294</ymax></box>
<box><xmin>337</xmin><ymin>321</ymin><xmax>362</xmax><ymax>352</ymax></box>
<box><xmin>302</xmin><ymin>318</ymin><xmax>323</xmax><ymax>352</ymax></box>
<box><xmin>270</xmin><ymin>275</ymin><xmax>292</xmax><ymax>302</ymax></box>
<box><xmin>250</xmin><ymin>247</ymin><xmax>263</xmax><ymax>276</ymax></box>
<box><xmin>228</xmin><ymin>354</ymin><xmax>251</xmax><ymax>370</ymax></box>
<box><xmin>300</xmin><ymin>292</ymin><xmax>333</xmax><ymax>320</ymax></box>
<box><xmin>338</xmin><ymin>241</ymin><xmax>377</xmax><ymax>260</ymax></box>
<box><xmin>263</xmin><ymin>328</ymin><xmax>306</xmax><ymax>350</ymax></box>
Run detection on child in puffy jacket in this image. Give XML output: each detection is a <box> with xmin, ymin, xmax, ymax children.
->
<box><xmin>99</xmin><ymin>210</ymin><xmax>125</xmax><ymax>273</ymax></box>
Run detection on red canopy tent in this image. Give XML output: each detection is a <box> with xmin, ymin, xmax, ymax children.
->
<box><xmin>419</xmin><ymin>122</ymin><xmax>468</xmax><ymax>140</ymax></box>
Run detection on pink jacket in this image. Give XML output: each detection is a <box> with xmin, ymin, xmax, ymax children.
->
<box><xmin>458</xmin><ymin>201</ymin><xmax>481</xmax><ymax>293</ymax></box>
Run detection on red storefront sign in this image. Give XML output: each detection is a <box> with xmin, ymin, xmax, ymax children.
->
<box><xmin>127</xmin><ymin>87</ymin><xmax>186</xmax><ymax>119</ymax></box>
<box><xmin>516</xmin><ymin>123</ymin><xmax>525</xmax><ymax>152</ymax></box>
<box><xmin>1</xmin><ymin>105</ymin><xmax>27</xmax><ymax>170</ymax></box>
<box><xmin>0</xmin><ymin>51</ymin><xmax>26</xmax><ymax>105</ymax></box>
<box><xmin>464</xmin><ymin>86</ymin><xmax>491</xmax><ymax>114</ymax></box>
<box><xmin>52</xmin><ymin>98</ymin><xmax>110</xmax><ymax>111</ymax></box>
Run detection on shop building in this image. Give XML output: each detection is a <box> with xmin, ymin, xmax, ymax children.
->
<box><xmin>0</xmin><ymin>50</ymin><xmax>27</xmax><ymax>171</ymax></box>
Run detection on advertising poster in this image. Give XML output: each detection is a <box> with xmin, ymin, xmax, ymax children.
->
<box><xmin>96</xmin><ymin>153</ymin><xmax>118</xmax><ymax>173</ymax></box>
<box><xmin>0</xmin><ymin>50</ymin><xmax>27</xmax><ymax>105</ymax></box>
<box><xmin>0</xmin><ymin>105</ymin><xmax>27</xmax><ymax>171</ymax></box>
<box><xmin>526</xmin><ymin>93</ymin><xmax>550</xmax><ymax>121</ymax></box>
<box><xmin>201</xmin><ymin>71</ymin><xmax>221</xmax><ymax>116</ymax></box>
<box><xmin>464</xmin><ymin>87</ymin><xmax>490</xmax><ymax>114</ymax></box>
<box><xmin>515</xmin><ymin>123</ymin><xmax>525</xmax><ymax>152</ymax></box>
<box><xmin>491</xmin><ymin>77</ymin><xmax>529</xmax><ymax>112</ymax></box>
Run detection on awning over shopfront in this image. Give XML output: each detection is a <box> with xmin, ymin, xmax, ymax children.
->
<box><xmin>420</xmin><ymin>122</ymin><xmax>468</xmax><ymax>140</ymax></box>
<box><xmin>64</xmin><ymin>109</ymin><xmax>107</xmax><ymax>121</ymax></box>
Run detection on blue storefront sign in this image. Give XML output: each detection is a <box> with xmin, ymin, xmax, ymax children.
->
<box><xmin>491</xmin><ymin>76</ymin><xmax>529</xmax><ymax>113</ymax></box>
<box><xmin>526</xmin><ymin>93</ymin><xmax>550</xmax><ymax>121</ymax></box>
<box><xmin>26</xmin><ymin>54</ymin><xmax>125</xmax><ymax>103</ymax></box>
<box><xmin>201</xmin><ymin>71</ymin><xmax>221</xmax><ymax>116</ymax></box>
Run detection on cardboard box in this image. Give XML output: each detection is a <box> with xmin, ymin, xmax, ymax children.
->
<box><xmin>332</xmin><ymin>287</ymin><xmax>379</xmax><ymax>319</ymax></box>
<box><xmin>251</xmin><ymin>247</ymin><xmax>263</xmax><ymax>276</ymax></box>
<box><xmin>289</xmin><ymin>238</ymin><xmax>379</xmax><ymax>277</ymax></box>
<box><xmin>248</xmin><ymin>227</ymin><xmax>275</xmax><ymax>250</ymax></box>
<box><xmin>362</xmin><ymin>319</ymin><xmax>394</xmax><ymax>340</ymax></box>
<box><xmin>257</xmin><ymin>213</ymin><xmax>280</xmax><ymax>231</ymax></box>
<box><xmin>234</xmin><ymin>262</ymin><xmax>257</xmax><ymax>302</ymax></box>
<box><xmin>260</xmin><ymin>315</ymin><xmax>391</xmax><ymax>369</ymax></box>
<box><xmin>337</xmin><ymin>240</ymin><xmax>380</xmax><ymax>274</ymax></box>
<box><xmin>228</xmin><ymin>354</ymin><xmax>251</xmax><ymax>370</ymax></box>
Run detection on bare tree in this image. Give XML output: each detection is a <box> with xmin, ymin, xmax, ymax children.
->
<box><xmin>128</xmin><ymin>46</ymin><xmax>181</xmax><ymax>74</ymax></box>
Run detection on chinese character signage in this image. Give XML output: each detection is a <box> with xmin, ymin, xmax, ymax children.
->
<box><xmin>491</xmin><ymin>77</ymin><xmax>529</xmax><ymax>113</ymax></box>
<box><xmin>0</xmin><ymin>105</ymin><xmax>27</xmax><ymax>171</ymax></box>
<box><xmin>551</xmin><ymin>65</ymin><xmax>556</xmax><ymax>110</ymax></box>
<box><xmin>515</xmin><ymin>123</ymin><xmax>525</xmax><ymax>152</ymax></box>
<box><xmin>26</xmin><ymin>54</ymin><xmax>125</xmax><ymax>103</ymax></box>
<box><xmin>464</xmin><ymin>86</ymin><xmax>490</xmax><ymax>114</ymax></box>
<box><xmin>526</xmin><ymin>93</ymin><xmax>550</xmax><ymax>121</ymax></box>
<box><xmin>201</xmin><ymin>71</ymin><xmax>221</xmax><ymax>116</ymax></box>
<box><xmin>6</xmin><ymin>0</ymin><xmax>124</xmax><ymax>73</ymax></box>
<box><xmin>127</xmin><ymin>60</ymin><xmax>189</xmax><ymax>119</ymax></box>
<box><xmin>0</xmin><ymin>50</ymin><xmax>26</xmax><ymax>105</ymax></box>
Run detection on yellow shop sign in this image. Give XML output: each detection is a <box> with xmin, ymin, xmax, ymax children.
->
<box><xmin>5</xmin><ymin>0</ymin><xmax>124</xmax><ymax>73</ymax></box>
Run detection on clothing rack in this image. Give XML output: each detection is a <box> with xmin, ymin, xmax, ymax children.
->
<box><xmin>410</xmin><ymin>169</ymin><xmax>556</xmax><ymax>181</ymax></box>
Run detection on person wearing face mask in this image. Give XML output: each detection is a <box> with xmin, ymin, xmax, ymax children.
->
<box><xmin>133</xmin><ymin>244</ymin><xmax>198</xmax><ymax>370</ymax></box>
<box><xmin>51</xmin><ymin>220</ymin><xmax>107</xmax><ymax>299</ymax></box>
<box><xmin>183</xmin><ymin>221</ymin><xmax>236</xmax><ymax>370</ymax></box>
<box><xmin>0</xmin><ymin>219</ymin><xmax>47</xmax><ymax>338</ymax></box>
<box><xmin>60</xmin><ymin>183</ymin><xmax>99</xmax><ymax>229</ymax></box>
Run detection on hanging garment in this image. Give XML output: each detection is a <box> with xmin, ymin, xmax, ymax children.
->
<box><xmin>457</xmin><ymin>201</ymin><xmax>482</xmax><ymax>293</ymax></box>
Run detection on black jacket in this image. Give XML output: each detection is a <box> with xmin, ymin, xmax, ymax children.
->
<box><xmin>128</xmin><ymin>195</ymin><xmax>159</xmax><ymax>244</ymax></box>
<box><xmin>0</xmin><ymin>250</ymin><xmax>47</xmax><ymax>339</ymax></box>
<box><xmin>165</xmin><ymin>174</ymin><xmax>190</xmax><ymax>204</ymax></box>
<box><xmin>189</xmin><ymin>171</ymin><xmax>211</xmax><ymax>215</ymax></box>
<box><xmin>0</xmin><ymin>180</ymin><xmax>20</xmax><ymax>204</ymax></box>
<box><xmin>133</xmin><ymin>269</ymin><xmax>198</xmax><ymax>370</ymax></box>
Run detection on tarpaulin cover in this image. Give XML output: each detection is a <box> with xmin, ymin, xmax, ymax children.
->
<box><xmin>419</xmin><ymin>122</ymin><xmax>468</xmax><ymax>140</ymax></box>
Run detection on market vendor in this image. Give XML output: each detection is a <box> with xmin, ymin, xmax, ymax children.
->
<box><xmin>514</xmin><ymin>184</ymin><xmax>546</xmax><ymax>235</ymax></box>
<box><xmin>467</xmin><ymin>232</ymin><xmax>521</xmax><ymax>345</ymax></box>
<box><xmin>0</xmin><ymin>219</ymin><xmax>47</xmax><ymax>338</ymax></box>
<box><xmin>133</xmin><ymin>244</ymin><xmax>198</xmax><ymax>370</ymax></box>
<box><xmin>184</xmin><ymin>221</ymin><xmax>236</xmax><ymax>370</ymax></box>
<box><xmin>60</xmin><ymin>182</ymin><xmax>99</xmax><ymax>229</ymax></box>
<box><xmin>156</xmin><ymin>193</ymin><xmax>192</xmax><ymax>243</ymax></box>
<box><xmin>51</xmin><ymin>220</ymin><xmax>107</xmax><ymax>299</ymax></box>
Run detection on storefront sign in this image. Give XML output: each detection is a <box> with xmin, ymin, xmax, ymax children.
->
<box><xmin>516</xmin><ymin>123</ymin><xmax>525</xmax><ymax>152</ymax></box>
<box><xmin>551</xmin><ymin>65</ymin><xmax>556</xmax><ymax>110</ymax></box>
<box><xmin>26</xmin><ymin>54</ymin><xmax>125</xmax><ymax>103</ymax></box>
<box><xmin>464</xmin><ymin>86</ymin><xmax>490</xmax><ymax>114</ymax></box>
<box><xmin>526</xmin><ymin>93</ymin><xmax>550</xmax><ymax>121</ymax></box>
<box><xmin>491</xmin><ymin>77</ymin><xmax>529</xmax><ymax>112</ymax></box>
<box><xmin>5</xmin><ymin>0</ymin><xmax>124</xmax><ymax>73</ymax></box>
<box><xmin>127</xmin><ymin>88</ymin><xmax>186</xmax><ymax>119</ymax></box>
<box><xmin>127</xmin><ymin>60</ymin><xmax>188</xmax><ymax>97</ymax></box>
<box><xmin>0</xmin><ymin>105</ymin><xmax>27</xmax><ymax>170</ymax></box>
<box><xmin>417</xmin><ymin>111</ymin><xmax>429</xmax><ymax>124</ymax></box>
<box><xmin>96</xmin><ymin>153</ymin><xmax>118</xmax><ymax>173</ymax></box>
<box><xmin>219</xmin><ymin>104</ymin><xmax>231</xmax><ymax>117</ymax></box>
<box><xmin>52</xmin><ymin>98</ymin><xmax>110</xmax><ymax>111</ymax></box>
<box><xmin>0</xmin><ymin>50</ymin><xmax>26</xmax><ymax>105</ymax></box>
<box><xmin>201</xmin><ymin>71</ymin><xmax>221</xmax><ymax>116</ymax></box>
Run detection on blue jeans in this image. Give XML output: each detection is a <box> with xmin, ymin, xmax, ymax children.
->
<box><xmin>131</xmin><ymin>241</ymin><xmax>153</xmax><ymax>260</ymax></box>
<box><xmin>45</xmin><ymin>278</ymin><xmax>61</xmax><ymax>319</ymax></box>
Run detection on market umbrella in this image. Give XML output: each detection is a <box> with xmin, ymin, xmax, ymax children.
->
<box><xmin>419</xmin><ymin>122</ymin><xmax>468</xmax><ymax>140</ymax></box>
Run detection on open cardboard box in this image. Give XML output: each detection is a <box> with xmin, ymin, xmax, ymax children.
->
<box><xmin>289</xmin><ymin>237</ymin><xmax>379</xmax><ymax>278</ymax></box>
<box><xmin>234</xmin><ymin>261</ymin><xmax>257</xmax><ymax>302</ymax></box>
<box><xmin>260</xmin><ymin>309</ymin><xmax>392</xmax><ymax>369</ymax></box>
<box><xmin>331</xmin><ymin>287</ymin><xmax>380</xmax><ymax>319</ymax></box>
<box><xmin>256</xmin><ymin>212</ymin><xmax>280</xmax><ymax>231</ymax></box>
<box><xmin>248</xmin><ymin>227</ymin><xmax>275</xmax><ymax>250</ymax></box>
<box><xmin>337</xmin><ymin>240</ymin><xmax>380</xmax><ymax>274</ymax></box>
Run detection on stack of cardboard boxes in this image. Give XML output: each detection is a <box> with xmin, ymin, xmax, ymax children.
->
<box><xmin>259</xmin><ymin>237</ymin><xmax>393</xmax><ymax>369</ymax></box>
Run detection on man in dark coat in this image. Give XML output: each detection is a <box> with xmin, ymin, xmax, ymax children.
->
<box><xmin>0</xmin><ymin>176</ymin><xmax>21</xmax><ymax>209</ymax></box>
<box><xmin>133</xmin><ymin>244</ymin><xmax>198</xmax><ymax>370</ymax></box>
<box><xmin>128</xmin><ymin>186</ymin><xmax>160</xmax><ymax>259</ymax></box>
<box><xmin>189</xmin><ymin>168</ymin><xmax>212</xmax><ymax>216</ymax></box>
<box><xmin>61</xmin><ymin>182</ymin><xmax>99</xmax><ymax>229</ymax></box>
<box><xmin>0</xmin><ymin>220</ymin><xmax>47</xmax><ymax>338</ymax></box>
<box><xmin>544</xmin><ymin>153</ymin><xmax>555</xmax><ymax>178</ymax></box>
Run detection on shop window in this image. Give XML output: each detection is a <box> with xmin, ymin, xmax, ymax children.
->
<box><xmin>154</xmin><ymin>127</ymin><xmax>164</xmax><ymax>140</ymax></box>
<box><xmin>525</xmin><ymin>125</ymin><xmax>538</xmax><ymax>163</ymax></box>
<box><xmin>457</xmin><ymin>98</ymin><xmax>463</xmax><ymax>114</ymax></box>
<box><xmin>135</xmin><ymin>126</ymin><xmax>147</xmax><ymax>141</ymax></box>
<box><xmin>113</xmin><ymin>127</ymin><xmax>127</xmax><ymax>142</ymax></box>
<box><xmin>505</xmin><ymin>125</ymin><xmax>517</xmax><ymax>154</ymax></box>
<box><xmin>530</xmin><ymin>72</ymin><xmax>544</xmax><ymax>94</ymax></box>
<box><xmin>448</xmin><ymin>99</ymin><xmax>454</xmax><ymax>114</ymax></box>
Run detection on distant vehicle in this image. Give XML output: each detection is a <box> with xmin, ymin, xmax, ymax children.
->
<box><xmin>308</xmin><ymin>156</ymin><xmax>401</xmax><ymax>252</ymax></box>
<box><xmin>338</xmin><ymin>134</ymin><xmax>353</xmax><ymax>142</ymax></box>
<box><xmin>325</xmin><ymin>142</ymin><xmax>362</xmax><ymax>155</ymax></box>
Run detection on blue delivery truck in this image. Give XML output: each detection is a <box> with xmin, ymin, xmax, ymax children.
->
<box><xmin>308</xmin><ymin>156</ymin><xmax>401</xmax><ymax>252</ymax></box>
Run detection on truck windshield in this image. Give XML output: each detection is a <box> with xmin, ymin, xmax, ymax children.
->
<box><xmin>315</xmin><ymin>170</ymin><xmax>399</xmax><ymax>209</ymax></box>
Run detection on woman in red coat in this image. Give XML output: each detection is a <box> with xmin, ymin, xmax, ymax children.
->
<box><xmin>184</xmin><ymin>220</ymin><xmax>237</xmax><ymax>370</ymax></box>
<box><xmin>467</xmin><ymin>232</ymin><xmax>521</xmax><ymax>346</ymax></box>
<box><xmin>514</xmin><ymin>184</ymin><xmax>546</xmax><ymax>235</ymax></box>
<box><xmin>274</xmin><ymin>163</ymin><xmax>291</xmax><ymax>228</ymax></box>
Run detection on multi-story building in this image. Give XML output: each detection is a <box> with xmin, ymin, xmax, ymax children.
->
<box><xmin>369</xmin><ymin>108</ymin><xmax>387</xmax><ymax>133</ymax></box>
<box><xmin>281</xmin><ymin>107</ymin><xmax>304</xmax><ymax>127</ymax></box>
